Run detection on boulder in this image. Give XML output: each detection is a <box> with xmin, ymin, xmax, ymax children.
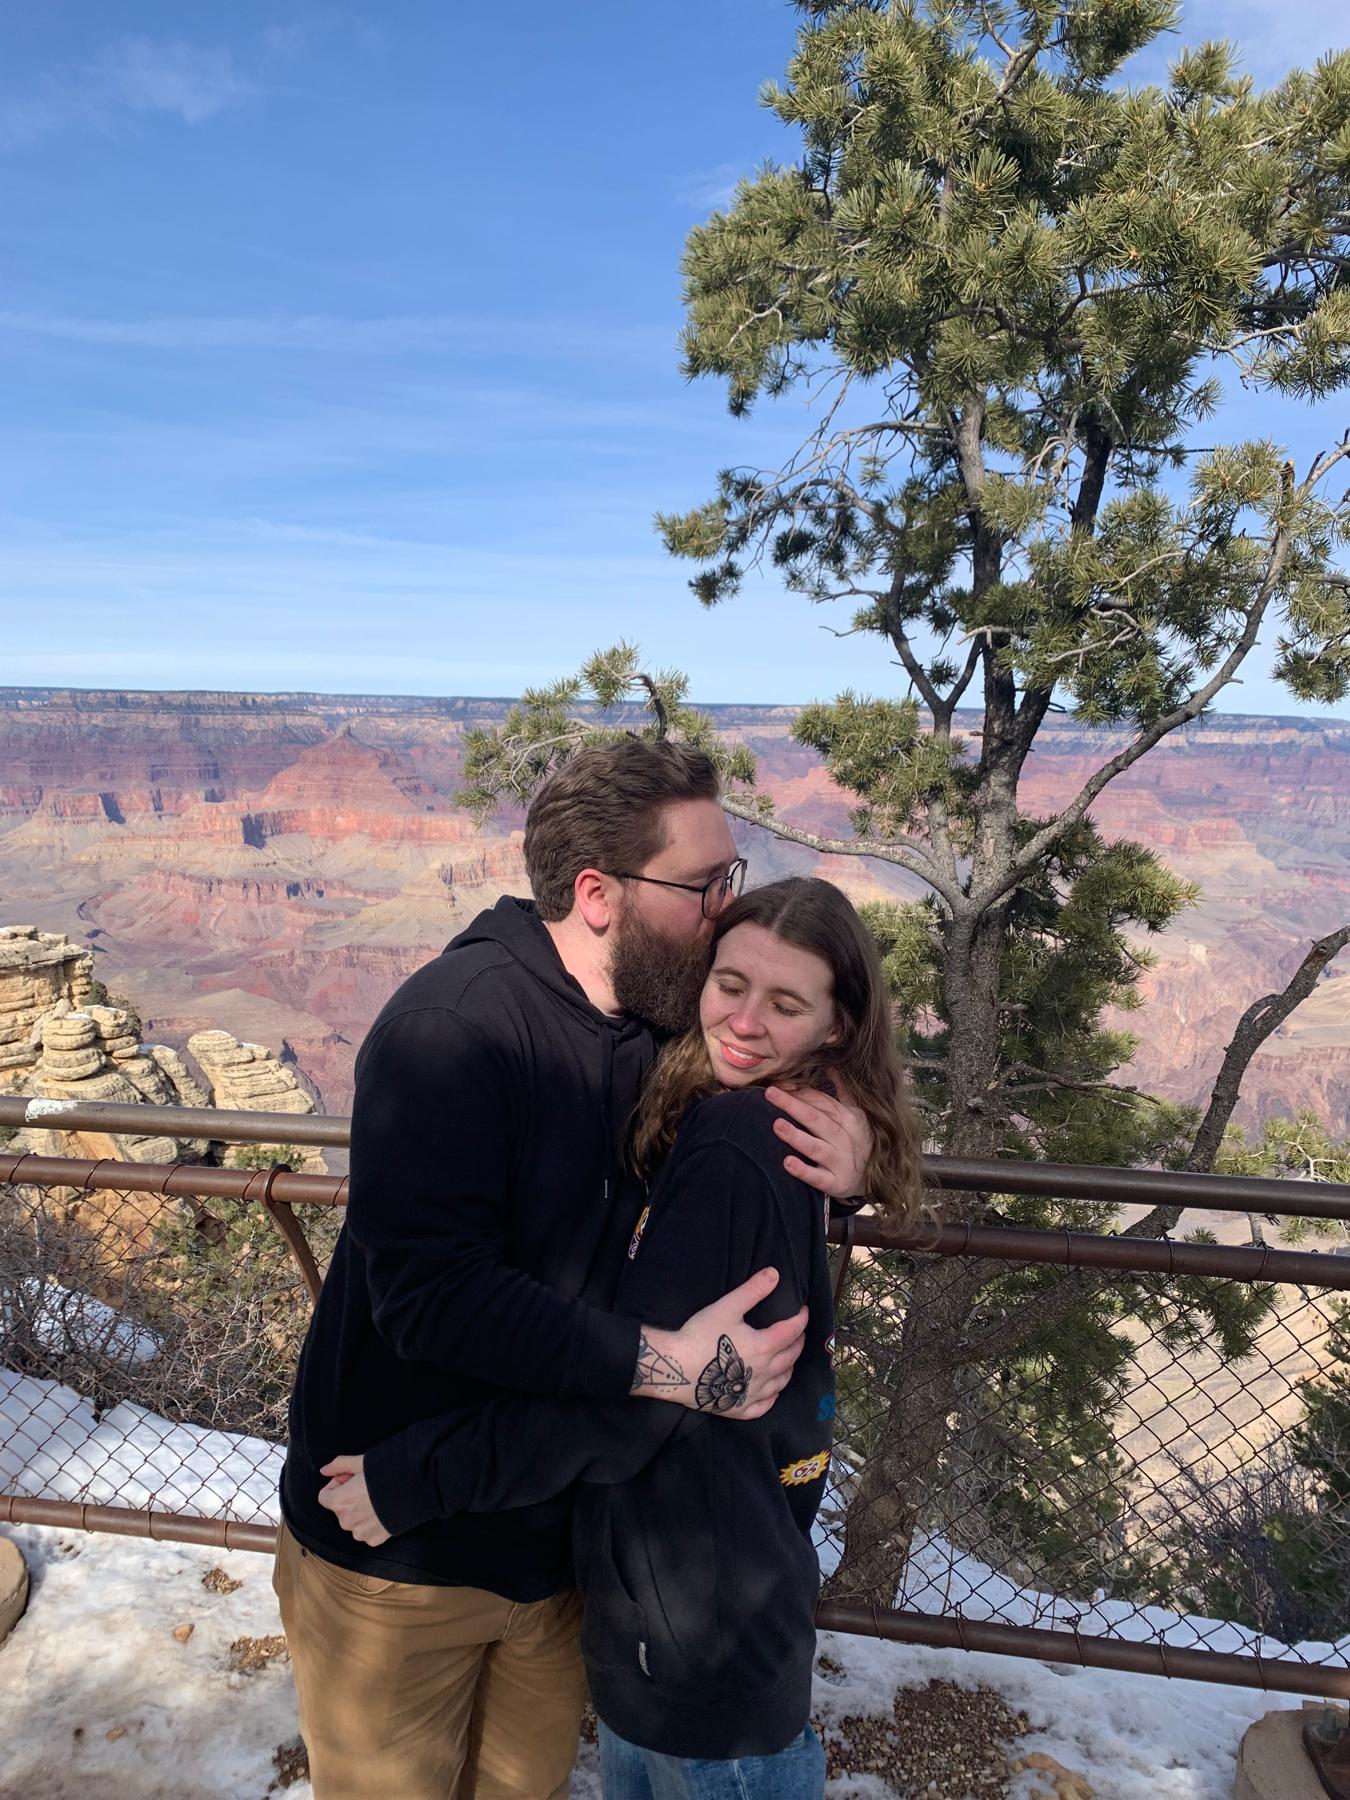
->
<box><xmin>1234</xmin><ymin>1705</ymin><xmax>1348</xmax><ymax>1800</ymax></box>
<box><xmin>0</xmin><ymin>1537</ymin><xmax>29</xmax><ymax>1644</ymax></box>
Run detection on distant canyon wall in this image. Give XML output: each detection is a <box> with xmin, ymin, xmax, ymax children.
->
<box><xmin>2</xmin><ymin>688</ymin><xmax>1348</xmax><ymax>1134</ymax></box>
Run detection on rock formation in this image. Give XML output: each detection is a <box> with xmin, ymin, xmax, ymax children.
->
<box><xmin>186</xmin><ymin>1030</ymin><xmax>325</xmax><ymax>1173</ymax></box>
<box><xmin>0</xmin><ymin>927</ymin><xmax>92</xmax><ymax>1076</ymax></box>
<box><xmin>0</xmin><ymin>928</ymin><xmax>323</xmax><ymax>1171</ymax></box>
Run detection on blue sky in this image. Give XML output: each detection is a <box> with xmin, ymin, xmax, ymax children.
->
<box><xmin>1</xmin><ymin>1</ymin><xmax>1347</xmax><ymax>711</ymax></box>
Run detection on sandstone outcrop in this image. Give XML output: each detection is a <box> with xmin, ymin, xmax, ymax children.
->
<box><xmin>186</xmin><ymin>1030</ymin><xmax>325</xmax><ymax>1173</ymax></box>
<box><xmin>0</xmin><ymin>928</ymin><xmax>322</xmax><ymax>1171</ymax></box>
<box><xmin>0</xmin><ymin>1537</ymin><xmax>28</xmax><ymax>1645</ymax></box>
<box><xmin>23</xmin><ymin>1007</ymin><xmax>211</xmax><ymax>1164</ymax></box>
<box><xmin>0</xmin><ymin>927</ymin><xmax>92</xmax><ymax>1076</ymax></box>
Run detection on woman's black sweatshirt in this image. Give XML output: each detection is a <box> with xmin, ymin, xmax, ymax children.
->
<box><xmin>365</xmin><ymin>1086</ymin><xmax>837</xmax><ymax>1761</ymax></box>
<box><xmin>280</xmin><ymin>897</ymin><xmax>654</xmax><ymax>1601</ymax></box>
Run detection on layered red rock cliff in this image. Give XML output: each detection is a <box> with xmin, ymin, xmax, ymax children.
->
<box><xmin>2</xmin><ymin>687</ymin><xmax>1347</xmax><ymax>1129</ymax></box>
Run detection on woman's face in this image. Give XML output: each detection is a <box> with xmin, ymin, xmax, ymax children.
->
<box><xmin>699</xmin><ymin>921</ymin><xmax>839</xmax><ymax>1088</ymax></box>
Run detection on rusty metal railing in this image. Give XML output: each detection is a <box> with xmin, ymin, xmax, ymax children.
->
<box><xmin>2</xmin><ymin>1112</ymin><xmax>1348</xmax><ymax>1698</ymax></box>
<box><xmin>5</xmin><ymin>1093</ymin><xmax>1350</xmax><ymax>1220</ymax></box>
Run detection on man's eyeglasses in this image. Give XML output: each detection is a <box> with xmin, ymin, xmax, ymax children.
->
<box><xmin>610</xmin><ymin>858</ymin><xmax>748</xmax><ymax>919</ymax></box>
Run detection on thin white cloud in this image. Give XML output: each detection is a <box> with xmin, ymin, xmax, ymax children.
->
<box><xmin>263</xmin><ymin>24</ymin><xmax>312</xmax><ymax>60</ymax></box>
<box><xmin>262</xmin><ymin>14</ymin><xmax>385</xmax><ymax>62</ymax></box>
<box><xmin>673</xmin><ymin>164</ymin><xmax>744</xmax><ymax>212</ymax></box>
<box><xmin>93</xmin><ymin>39</ymin><xmax>248</xmax><ymax>124</ymax></box>
<box><xmin>0</xmin><ymin>311</ymin><xmax>459</xmax><ymax>352</ymax></box>
<box><xmin>0</xmin><ymin>84</ymin><xmax>82</xmax><ymax>150</ymax></box>
<box><xmin>0</xmin><ymin>35</ymin><xmax>251</xmax><ymax>149</ymax></box>
<box><xmin>0</xmin><ymin>309</ymin><xmax>674</xmax><ymax>366</ymax></box>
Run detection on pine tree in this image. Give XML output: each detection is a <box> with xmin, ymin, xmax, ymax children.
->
<box><xmin>465</xmin><ymin>1</ymin><xmax>1350</xmax><ymax>1602</ymax></box>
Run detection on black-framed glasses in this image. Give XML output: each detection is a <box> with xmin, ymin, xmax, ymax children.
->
<box><xmin>610</xmin><ymin>857</ymin><xmax>748</xmax><ymax>919</ymax></box>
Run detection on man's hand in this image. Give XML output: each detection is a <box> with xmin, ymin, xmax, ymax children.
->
<box><xmin>766</xmin><ymin>1084</ymin><xmax>872</xmax><ymax>1200</ymax></box>
<box><xmin>632</xmin><ymin>1268</ymin><xmax>807</xmax><ymax>1420</ymax></box>
<box><xmin>317</xmin><ymin>1454</ymin><xmax>392</xmax><ymax>1547</ymax></box>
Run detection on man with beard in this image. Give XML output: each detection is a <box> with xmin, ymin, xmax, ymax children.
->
<box><xmin>276</xmin><ymin>740</ymin><xmax>869</xmax><ymax>1800</ymax></box>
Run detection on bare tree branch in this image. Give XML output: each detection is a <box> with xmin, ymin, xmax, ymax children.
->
<box><xmin>1113</xmin><ymin>922</ymin><xmax>1350</xmax><ymax>1243</ymax></box>
<box><xmin>719</xmin><ymin>795</ymin><xmax>958</xmax><ymax>914</ymax></box>
<box><xmin>1189</xmin><ymin>923</ymin><xmax>1350</xmax><ymax>1170</ymax></box>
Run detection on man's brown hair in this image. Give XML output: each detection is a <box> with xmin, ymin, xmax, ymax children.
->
<box><xmin>523</xmin><ymin>740</ymin><xmax>722</xmax><ymax>921</ymax></box>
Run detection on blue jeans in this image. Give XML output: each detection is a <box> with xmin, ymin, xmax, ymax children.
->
<box><xmin>597</xmin><ymin>1720</ymin><xmax>826</xmax><ymax>1800</ymax></box>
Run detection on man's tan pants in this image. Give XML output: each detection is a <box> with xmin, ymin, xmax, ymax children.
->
<box><xmin>273</xmin><ymin>1523</ymin><xmax>587</xmax><ymax>1800</ymax></box>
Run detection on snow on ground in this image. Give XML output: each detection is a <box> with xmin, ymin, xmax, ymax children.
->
<box><xmin>1</xmin><ymin>1377</ymin><xmax>1343</xmax><ymax>1798</ymax></box>
<box><xmin>6</xmin><ymin>1278</ymin><xmax>162</xmax><ymax>1366</ymax></box>
<box><xmin>0</xmin><ymin>1517</ymin><xmax>1327</xmax><ymax>1800</ymax></box>
<box><xmin>0</xmin><ymin>1522</ymin><xmax>308</xmax><ymax>1800</ymax></box>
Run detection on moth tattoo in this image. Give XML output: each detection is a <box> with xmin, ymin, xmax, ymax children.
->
<box><xmin>695</xmin><ymin>1334</ymin><xmax>753</xmax><ymax>1413</ymax></box>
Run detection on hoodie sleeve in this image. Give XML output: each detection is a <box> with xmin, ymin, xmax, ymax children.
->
<box><xmin>345</xmin><ymin>1006</ymin><xmax>641</xmax><ymax>1399</ymax></box>
<box><xmin>363</xmin><ymin>1130</ymin><xmax>803</xmax><ymax>1536</ymax></box>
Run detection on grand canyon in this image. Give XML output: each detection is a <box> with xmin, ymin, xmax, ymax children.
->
<box><xmin>1</xmin><ymin>686</ymin><xmax>1348</xmax><ymax>1138</ymax></box>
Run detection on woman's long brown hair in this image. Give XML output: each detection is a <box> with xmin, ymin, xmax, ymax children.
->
<box><xmin>633</xmin><ymin>877</ymin><xmax>923</xmax><ymax>1225</ymax></box>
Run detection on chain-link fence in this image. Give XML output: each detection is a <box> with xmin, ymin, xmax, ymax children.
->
<box><xmin>2</xmin><ymin>1128</ymin><xmax>1348</xmax><ymax>1696</ymax></box>
<box><xmin>820</xmin><ymin>1238</ymin><xmax>1349</xmax><ymax>1689</ymax></box>
<box><xmin>0</xmin><ymin>1157</ymin><xmax>341</xmax><ymax>1535</ymax></box>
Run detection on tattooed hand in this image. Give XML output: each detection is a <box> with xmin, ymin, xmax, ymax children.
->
<box><xmin>631</xmin><ymin>1268</ymin><xmax>807</xmax><ymax>1419</ymax></box>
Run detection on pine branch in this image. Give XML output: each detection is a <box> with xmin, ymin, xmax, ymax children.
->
<box><xmin>983</xmin><ymin>442</ymin><xmax>1350</xmax><ymax>912</ymax></box>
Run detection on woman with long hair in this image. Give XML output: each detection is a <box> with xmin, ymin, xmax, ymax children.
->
<box><xmin>321</xmin><ymin>877</ymin><xmax>922</xmax><ymax>1799</ymax></box>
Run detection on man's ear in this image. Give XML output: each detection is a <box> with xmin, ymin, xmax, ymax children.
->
<box><xmin>573</xmin><ymin>867</ymin><xmax>618</xmax><ymax>932</ymax></box>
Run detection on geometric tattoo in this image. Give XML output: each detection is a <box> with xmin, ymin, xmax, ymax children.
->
<box><xmin>631</xmin><ymin>1331</ymin><xmax>688</xmax><ymax>1394</ymax></box>
<box><xmin>694</xmin><ymin>1334</ymin><xmax>752</xmax><ymax>1413</ymax></box>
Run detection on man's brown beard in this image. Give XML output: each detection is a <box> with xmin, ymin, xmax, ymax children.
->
<box><xmin>608</xmin><ymin>899</ymin><xmax>709</xmax><ymax>1035</ymax></box>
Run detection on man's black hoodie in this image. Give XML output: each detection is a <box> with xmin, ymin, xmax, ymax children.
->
<box><xmin>280</xmin><ymin>897</ymin><xmax>655</xmax><ymax>1601</ymax></box>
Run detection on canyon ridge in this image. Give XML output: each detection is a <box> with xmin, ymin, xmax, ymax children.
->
<box><xmin>1</xmin><ymin>687</ymin><xmax>1348</xmax><ymax>1137</ymax></box>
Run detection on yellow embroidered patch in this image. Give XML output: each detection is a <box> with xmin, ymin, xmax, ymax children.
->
<box><xmin>779</xmin><ymin>1450</ymin><xmax>830</xmax><ymax>1487</ymax></box>
<box><xmin>627</xmin><ymin>1205</ymin><xmax>651</xmax><ymax>1261</ymax></box>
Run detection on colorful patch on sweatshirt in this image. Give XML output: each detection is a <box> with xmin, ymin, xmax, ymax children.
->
<box><xmin>779</xmin><ymin>1449</ymin><xmax>830</xmax><ymax>1487</ymax></box>
<box><xmin>627</xmin><ymin>1204</ymin><xmax>651</xmax><ymax>1261</ymax></box>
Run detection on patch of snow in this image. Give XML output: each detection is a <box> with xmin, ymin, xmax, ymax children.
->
<box><xmin>7</xmin><ymin>1279</ymin><xmax>161</xmax><ymax>1367</ymax></box>
<box><xmin>811</xmin><ymin>1625</ymin><xmax>1314</xmax><ymax>1800</ymax></box>
<box><xmin>0</xmin><ymin>1523</ymin><xmax>310</xmax><ymax>1800</ymax></box>
<box><xmin>814</xmin><ymin>1519</ymin><xmax>1349</xmax><ymax>1667</ymax></box>
<box><xmin>0</xmin><ymin>1371</ymin><xmax>281</xmax><ymax>1523</ymax></box>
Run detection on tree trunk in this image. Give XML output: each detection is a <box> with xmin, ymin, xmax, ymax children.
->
<box><xmin>826</xmin><ymin>906</ymin><xmax>1007</xmax><ymax>1603</ymax></box>
<box><xmin>827</xmin><ymin>1252</ymin><xmax>989</xmax><ymax>1603</ymax></box>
